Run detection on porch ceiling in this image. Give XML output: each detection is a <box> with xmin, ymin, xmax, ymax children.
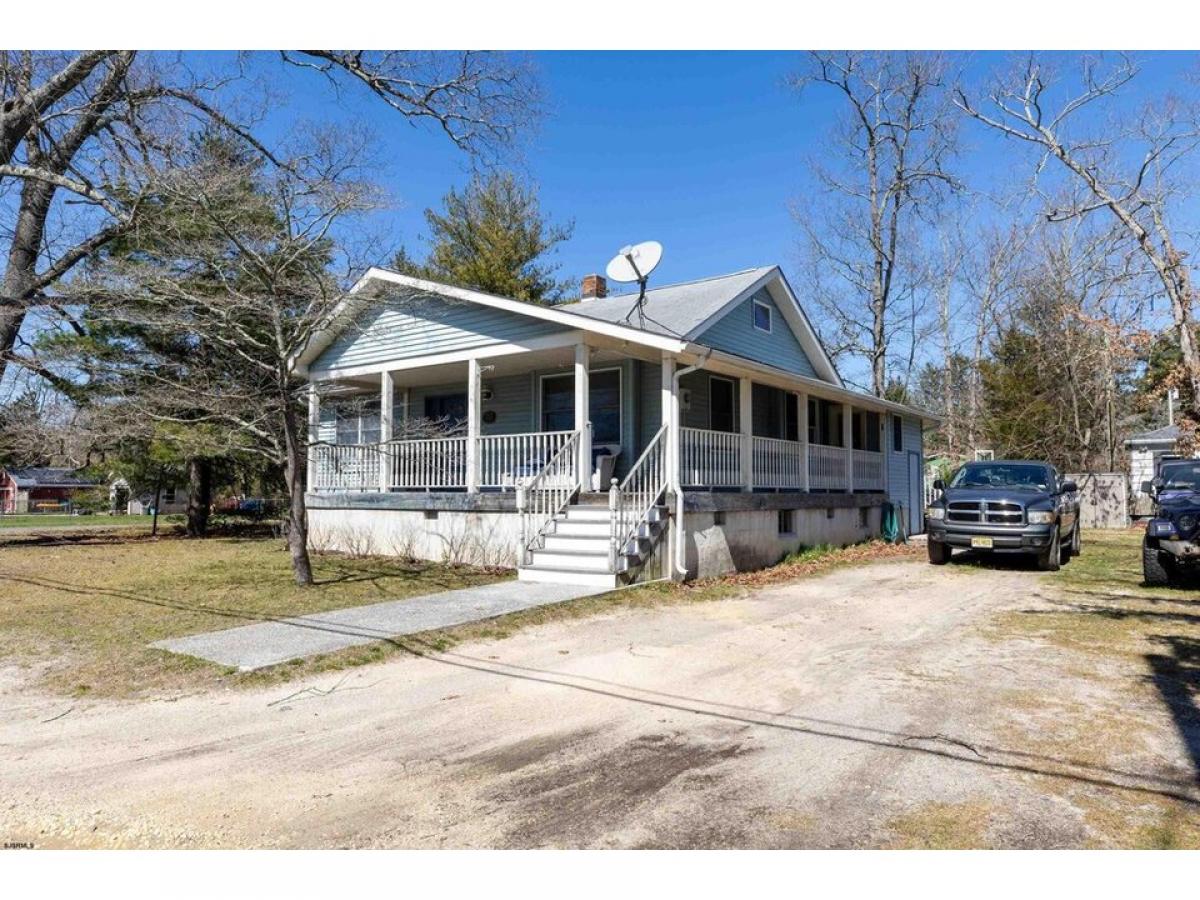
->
<box><xmin>330</xmin><ymin>344</ymin><xmax>646</xmax><ymax>392</ymax></box>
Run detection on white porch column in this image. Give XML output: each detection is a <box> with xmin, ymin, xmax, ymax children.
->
<box><xmin>843</xmin><ymin>401</ymin><xmax>855</xmax><ymax>494</ymax></box>
<box><xmin>466</xmin><ymin>358</ymin><xmax>482</xmax><ymax>493</ymax></box>
<box><xmin>739</xmin><ymin>378</ymin><xmax>754</xmax><ymax>491</ymax></box>
<box><xmin>379</xmin><ymin>370</ymin><xmax>394</xmax><ymax>493</ymax></box>
<box><xmin>661</xmin><ymin>353</ymin><xmax>677</xmax><ymax>485</ymax></box>
<box><xmin>575</xmin><ymin>343</ymin><xmax>591</xmax><ymax>489</ymax></box>
<box><xmin>306</xmin><ymin>384</ymin><xmax>320</xmax><ymax>491</ymax></box>
<box><xmin>798</xmin><ymin>392</ymin><xmax>810</xmax><ymax>492</ymax></box>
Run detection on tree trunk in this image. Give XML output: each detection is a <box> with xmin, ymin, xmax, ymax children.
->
<box><xmin>281</xmin><ymin>389</ymin><xmax>314</xmax><ymax>586</ymax></box>
<box><xmin>186</xmin><ymin>458</ymin><xmax>212</xmax><ymax>537</ymax></box>
<box><xmin>151</xmin><ymin>469</ymin><xmax>163</xmax><ymax>537</ymax></box>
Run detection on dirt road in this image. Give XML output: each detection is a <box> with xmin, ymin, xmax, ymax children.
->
<box><xmin>3</xmin><ymin>558</ymin><xmax>1197</xmax><ymax>848</ymax></box>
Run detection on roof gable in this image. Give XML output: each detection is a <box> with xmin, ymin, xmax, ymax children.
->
<box><xmin>309</xmin><ymin>291</ymin><xmax>568</xmax><ymax>374</ymax></box>
<box><xmin>694</xmin><ymin>286</ymin><xmax>819</xmax><ymax>381</ymax></box>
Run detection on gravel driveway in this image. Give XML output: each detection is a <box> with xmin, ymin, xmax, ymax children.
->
<box><xmin>2</xmin><ymin>557</ymin><xmax>1197</xmax><ymax>848</ymax></box>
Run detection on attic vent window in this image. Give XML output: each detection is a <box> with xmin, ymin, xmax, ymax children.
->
<box><xmin>752</xmin><ymin>300</ymin><xmax>773</xmax><ymax>333</ymax></box>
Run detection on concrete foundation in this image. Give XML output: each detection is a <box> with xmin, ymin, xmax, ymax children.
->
<box><xmin>681</xmin><ymin>504</ymin><xmax>881</xmax><ymax>578</ymax></box>
<box><xmin>307</xmin><ymin>490</ymin><xmax>886</xmax><ymax>579</ymax></box>
<box><xmin>308</xmin><ymin>505</ymin><xmax>523</xmax><ymax>567</ymax></box>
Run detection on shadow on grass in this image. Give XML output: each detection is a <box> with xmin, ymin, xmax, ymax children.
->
<box><xmin>1146</xmin><ymin>635</ymin><xmax>1200</xmax><ymax>786</ymax></box>
<box><xmin>3</xmin><ymin>569</ymin><xmax>1198</xmax><ymax>808</ymax></box>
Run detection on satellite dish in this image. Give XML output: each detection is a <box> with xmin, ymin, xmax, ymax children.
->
<box><xmin>605</xmin><ymin>241</ymin><xmax>663</xmax><ymax>284</ymax></box>
<box><xmin>605</xmin><ymin>241</ymin><xmax>664</xmax><ymax>328</ymax></box>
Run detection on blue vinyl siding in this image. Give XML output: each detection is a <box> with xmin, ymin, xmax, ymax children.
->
<box><xmin>694</xmin><ymin>288</ymin><xmax>819</xmax><ymax>380</ymax></box>
<box><xmin>886</xmin><ymin>414</ymin><xmax>925</xmax><ymax>531</ymax></box>
<box><xmin>311</xmin><ymin>294</ymin><xmax>566</xmax><ymax>373</ymax></box>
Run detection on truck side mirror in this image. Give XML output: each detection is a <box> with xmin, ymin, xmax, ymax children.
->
<box><xmin>1141</xmin><ymin>480</ymin><xmax>1155</xmax><ymax>495</ymax></box>
<box><xmin>932</xmin><ymin>479</ymin><xmax>945</xmax><ymax>492</ymax></box>
<box><xmin>1060</xmin><ymin>480</ymin><xmax>1078</xmax><ymax>494</ymax></box>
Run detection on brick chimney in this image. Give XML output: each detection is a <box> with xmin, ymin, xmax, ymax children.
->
<box><xmin>581</xmin><ymin>273</ymin><xmax>607</xmax><ymax>300</ymax></box>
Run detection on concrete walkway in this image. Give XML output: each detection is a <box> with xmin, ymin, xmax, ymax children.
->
<box><xmin>151</xmin><ymin>581</ymin><xmax>604</xmax><ymax>671</ymax></box>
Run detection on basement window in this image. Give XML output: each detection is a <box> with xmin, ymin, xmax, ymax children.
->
<box><xmin>713</xmin><ymin>511</ymin><xmax>726</xmax><ymax>526</ymax></box>
<box><xmin>777</xmin><ymin>509</ymin><xmax>795</xmax><ymax>535</ymax></box>
<box><xmin>826</xmin><ymin>508</ymin><xmax>835</xmax><ymax>520</ymax></box>
<box><xmin>859</xmin><ymin>506</ymin><xmax>869</xmax><ymax>527</ymax></box>
<box><xmin>423</xmin><ymin>510</ymin><xmax>438</xmax><ymax>521</ymax></box>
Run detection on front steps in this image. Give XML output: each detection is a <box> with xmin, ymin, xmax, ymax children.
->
<box><xmin>517</xmin><ymin>501</ymin><xmax>667</xmax><ymax>587</ymax></box>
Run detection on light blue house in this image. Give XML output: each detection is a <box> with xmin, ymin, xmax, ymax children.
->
<box><xmin>295</xmin><ymin>265</ymin><xmax>936</xmax><ymax>585</ymax></box>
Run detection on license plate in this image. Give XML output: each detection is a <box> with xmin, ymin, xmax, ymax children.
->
<box><xmin>970</xmin><ymin>536</ymin><xmax>994</xmax><ymax>549</ymax></box>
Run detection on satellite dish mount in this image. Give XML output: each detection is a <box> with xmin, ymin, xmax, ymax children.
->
<box><xmin>605</xmin><ymin>241</ymin><xmax>663</xmax><ymax>327</ymax></box>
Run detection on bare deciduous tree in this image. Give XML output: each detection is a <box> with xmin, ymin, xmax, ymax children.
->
<box><xmin>0</xmin><ymin>50</ymin><xmax>538</xmax><ymax>390</ymax></box>
<box><xmin>956</xmin><ymin>53</ymin><xmax>1200</xmax><ymax>444</ymax></box>
<box><xmin>792</xmin><ymin>51</ymin><xmax>960</xmax><ymax>395</ymax></box>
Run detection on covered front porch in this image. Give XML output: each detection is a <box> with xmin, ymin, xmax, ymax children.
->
<box><xmin>306</xmin><ymin>345</ymin><xmax>887</xmax><ymax>498</ymax></box>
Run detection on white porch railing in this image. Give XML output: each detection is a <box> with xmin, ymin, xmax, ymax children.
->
<box><xmin>518</xmin><ymin>431</ymin><xmax>581</xmax><ymax>564</ymax></box>
<box><xmin>679</xmin><ymin>427</ymin><xmax>741</xmax><ymax>487</ymax></box>
<box><xmin>386</xmin><ymin>436</ymin><xmax>468</xmax><ymax>489</ymax></box>
<box><xmin>312</xmin><ymin>443</ymin><xmax>379</xmax><ymax>492</ymax></box>
<box><xmin>752</xmin><ymin>436</ymin><xmax>806</xmax><ymax>489</ymax></box>
<box><xmin>478</xmin><ymin>430</ymin><xmax>574</xmax><ymax>490</ymax></box>
<box><xmin>852</xmin><ymin>449</ymin><xmax>884</xmax><ymax>492</ymax></box>
<box><xmin>610</xmin><ymin>424</ymin><xmax>669</xmax><ymax>572</ymax></box>
<box><xmin>808</xmin><ymin>442</ymin><xmax>848</xmax><ymax>491</ymax></box>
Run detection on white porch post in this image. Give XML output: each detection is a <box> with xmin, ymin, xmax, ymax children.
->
<box><xmin>798</xmin><ymin>392</ymin><xmax>810</xmax><ymax>492</ymax></box>
<box><xmin>661</xmin><ymin>353</ymin><xmax>677</xmax><ymax>485</ymax></box>
<box><xmin>575</xmin><ymin>343</ymin><xmax>591</xmax><ymax>489</ymax></box>
<box><xmin>379</xmin><ymin>370</ymin><xmax>394</xmax><ymax>493</ymax></box>
<box><xmin>739</xmin><ymin>378</ymin><xmax>754</xmax><ymax>491</ymax></box>
<box><xmin>306</xmin><ymin>384</ymin><xmax>320</xmax><ymax>491</ymax></box>
<box><xmin>466</xmin><ymin>358</ymin><xmax>481</xmax><ymax>493</ymax></box>
<box><xmin>843</xmin><ymin>401</ymin><xmax>855</xmax><ymax>494</ymax></box>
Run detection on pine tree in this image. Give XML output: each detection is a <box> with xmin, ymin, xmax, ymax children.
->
<box><xmin>394</xmin><ymin>172</ymin><xmax>572</xmax><ymax>303</ymax></box>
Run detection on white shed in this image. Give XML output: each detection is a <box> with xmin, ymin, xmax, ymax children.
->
<box><xmin>1124</xmin><ymin>424</ymin><xmax>1188</xmax><ymax>517</ymax></box>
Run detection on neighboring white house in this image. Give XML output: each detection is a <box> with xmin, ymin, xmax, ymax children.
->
<box><xmin>110</xmin><ymin>478</ymin><xmax>190</xmax><ymax>515</ymax></box>
<box><xmin>295</xmin><ymin>264</ymin><xmax>939</xmax><ymax>585</ymax></box>
<box><xmin>1125</xmin><ymin>424</ymin><xmax>1195</xmax><ymax>517</ymax></box>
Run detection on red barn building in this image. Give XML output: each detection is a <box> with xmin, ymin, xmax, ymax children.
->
<box><xmin>0</xmin><ymin>467</ymin><xmax>100</xmax><ymax>515</ymax></box>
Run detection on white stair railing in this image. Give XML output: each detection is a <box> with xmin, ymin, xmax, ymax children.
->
<box><xmin>517</xmin><ymin>430</ymin><xmax>581</xmax><ymax>565</ymax></box>
<box><xmin>609</xmin><ymin>424</ymin><xmax>669</xmax><ymax>572</ymax></box>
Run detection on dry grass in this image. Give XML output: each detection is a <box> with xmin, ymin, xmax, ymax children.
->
<box><xmin>0</xmin><ymin>530</ymin><xmax>912</xmax><ymax>698</ymax></box>
<box><xmin>0</xmin><ymin>529</ymin><xmax>507</xmax><ymax>698</ymax></box>
<box><xmin>884</xmin><ymin>801</ymin><xmax>994</xmax><ymax>849</ymax></box>
<box><xmin>980</xmin><ymin>527</ymin><xmax>1200</xmax><ymax>848</ymax></box>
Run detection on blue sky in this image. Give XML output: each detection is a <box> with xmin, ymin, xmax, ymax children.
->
<box><xmin>253</xmin><ymin>50</ymin><xmax>1199</xmax><ymax>292</ymax></box>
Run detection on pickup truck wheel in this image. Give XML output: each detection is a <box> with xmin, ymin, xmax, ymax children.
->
<box><xmin>1037</xmin><ymin>528</ymin><xmax>1061</xmax><ymax>572</ymax></box>
<box><xmin>1142</xmin><ymin>538</ymin><xmax>1171</xmax><ymax>587</ymax></box>
<box><xmin>927</xmin><ymin>540</ymin><xmax>951</xmax><ymax>565</ymax></box>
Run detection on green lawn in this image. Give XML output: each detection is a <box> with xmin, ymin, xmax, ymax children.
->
<box><xmin>0</xmin><ymin>514</ymin><xmax>180</xmax><ymax>529</ymax></box>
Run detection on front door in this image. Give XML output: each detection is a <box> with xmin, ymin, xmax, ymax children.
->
<box><xmin>709</xmin><ymin>377</ymin><xmax>736</xmax><ymax>433</ymax></box>
<box><xmin>908</xmin><ymin>450</ymin><xmax>922</xmax><ymax>534</ymax></box>
<box><xmin>540</xmin><ymin>369</ymin><xmax>622</xmax><ymax>445</ymax></box>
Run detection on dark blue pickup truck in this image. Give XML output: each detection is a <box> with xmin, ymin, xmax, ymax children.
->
<box><xmin>924</xmin><ymin>460</ymin><xmax>1081</xmax><ymax>571</ymax></box>
<box><xmin>1142</xmin><ymin>458</ymin><xmax>1200</xmax><ymax>586</ymax></box>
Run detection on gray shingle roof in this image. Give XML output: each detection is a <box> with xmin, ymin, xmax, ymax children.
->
<box><xmin>556</xmin><ymin>267</ymin><xmax>774</xmax><ymax>339</ymax></box>
<box><xmin>1125</xmin><ymin>424</ymin><xmax>1180</xmax><ymax>444</ymax></box>
<box><xmin>4</xmin><ymin>467</ymin><xmax>100</xmax><ymax>488</ymax></box>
